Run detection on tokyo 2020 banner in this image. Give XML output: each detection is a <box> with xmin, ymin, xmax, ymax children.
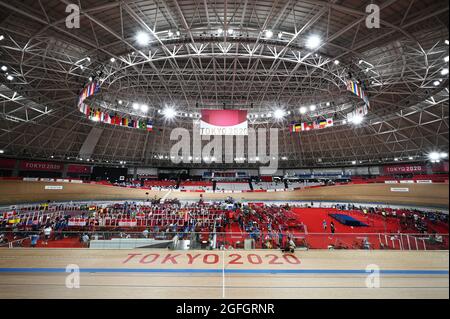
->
<box><xmin>200</xmin><ymin>110</ymin><xmax>248</xmax><ymax>135</ymax></box>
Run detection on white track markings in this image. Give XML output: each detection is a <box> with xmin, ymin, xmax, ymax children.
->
<box><xmin>222</xmin><ymin>250</ymin><xmax>226</xmax><ymax>299</ymax></box>
<box><xmin>161</xmin><ymin>190</ymin><xmax>172</xmax><ymax>201</ymax></box>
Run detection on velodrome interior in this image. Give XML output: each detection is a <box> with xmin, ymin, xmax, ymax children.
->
<box><xmin>0</xmin><ymin>0</ymin><xmax>449</xmax><ymax>300</ymax></box>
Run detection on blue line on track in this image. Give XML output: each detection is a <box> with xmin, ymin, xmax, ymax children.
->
<box><xmin>0</xmin><ymin>268</ymin><xmax>448</xmax><ymax>275</ymax></box>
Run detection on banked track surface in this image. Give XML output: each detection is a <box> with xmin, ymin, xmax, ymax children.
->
<box><xmin>0</xmin><ymin>249</ymin><xmax>448</xmax><ymax>299</ymax></box>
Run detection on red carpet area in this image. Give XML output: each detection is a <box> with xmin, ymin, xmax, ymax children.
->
<box><xmin>2</xmin><ymin>205</ymin><xmax>448</xmax><ymax>250</ymax></box>
<box><xmin>289</xmin><ymin>208</ymin><xmax>449</xmax><ymax>250</ymax></box>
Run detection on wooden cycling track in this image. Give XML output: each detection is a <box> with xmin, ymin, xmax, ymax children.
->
<box><xmin>0</xmin><ymin>181</ymin><xmax>448</xmax><ymax>208</ymax></box>
<box><xmin>0</xmin><ymin>249</ymin><xmax>447</xmax><ymax>299</ymax></box>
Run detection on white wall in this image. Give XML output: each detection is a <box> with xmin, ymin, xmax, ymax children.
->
<box><xmin>312</xmin><ymin>168</ymin><xmax>343</xmax><ymax>175</ymax></box>
<box><xmin>260</xmin><ymin>168</ymin><xmax>283</xmax><ymax>176</ymax></box>
<box><xmin>285</xmin><ymin>169</ymin><xmax>312</xmax><ymax>176</ymax></box>
<box><xmin>344</xmin><ymin>167</ymin><xmax>370</xmax><ymax>175</ymax></box>
<box><xmin>369</xmin><ymin>166</ymin><xmax>381</xmax><ymax>175</ymax></box>
<box><xmin>136</xmin><ymin>168</ymin><xmax>158</xmax><ymax>176</ymax></box>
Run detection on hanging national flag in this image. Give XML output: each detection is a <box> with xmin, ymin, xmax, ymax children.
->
<box><xmin>291</xmin><ymin>123</ymin><xmax>302</xmax><ymax>133</ymax></box>
<box><xmin>301</xmin><ymin>122</ymin><xmax>315</xmax><ymax>131</ymax></box>
<box><xmin>146</xmin><ymin>120</ymin><xmax>153</xmax><ymax>132</ymax></box>
<box><xmin>326</xmin><ymin>118</ymin><xmax>334</xmax><ymax>127</ymax></box>
<box><xmin>139</xmin><ymin>120</ymin><xmax>146</xmax><ymax>130</ymax></box>
<box><xmin>347</xmin><ymin>80</ymin><xmax>370</xmax><ymax>108</ymax></box>
<box><xmin>316</xmin><ymin>118</ymin><xmax>334</xmax><ymax>129</ymax></box>
<box><xmin>94</xmin><ymin>82</ymin><xmax>100</xmax><ymax>94</ymax></box>
<box><xmin>87</xmin><ymin>83</ymin><xmax>93</xmax><ymax>96</ymax></box>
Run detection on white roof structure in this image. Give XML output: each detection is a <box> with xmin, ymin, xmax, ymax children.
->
<box><xmin>0</xmin><ymin>0</ymin><xmax>448</xmax><ymax>168</ymax></box>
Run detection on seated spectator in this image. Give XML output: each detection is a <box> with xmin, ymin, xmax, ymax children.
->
<box><xmin>283</xmin><ymin>238</ymin><xmax>296</xmax><ymax>253</ymax></box>
<box><xmin>43</xmin><ymin>226</ymin><xmax>52</xmax><ymax>245</ymax></box>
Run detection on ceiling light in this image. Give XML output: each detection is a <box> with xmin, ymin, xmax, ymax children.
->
<box><xmin>110</xmin><ymin>57</ymin><xmax>116</xmax><ymax>63</ymax></box>
<box><xmin>176</xmin><ymin>31</ymin><xmax>181</xmax><ymax>36</ymax></box>
<box><xmin>445</xmin><ymin>56</ymin><xmax>449</xmax><ymax>63</ymax></box>
<box><xmin>217</xmin><ymin>28</ymin><xmax>223</xmax><ymax>35</ymax></box>
<box><xmin>274</xmin><ymin>109</ymin><xmax>286</xmax><ymax>119</ymax></box>
<box><xmin>306</xmin><ymin>34</ymin><xmax>322</xmax><ymax>49</ymax></box>
<box><xmin>1</xmin><ymin>66</ymin><xmax>7</xmax><ymax>71</ymax></box>
<box><xmin>352</xmin><ymin>161</ymin><xmax>357</xmax><ymax>165</ymax></box>
<box><xmin>441</xmin><ymin>68</ymin><xmax>449</xmax><ymax>76</ymax></box>
<box><xmin>445</xmin><ymin>40</ymin><xmax>450</xmax><ymax>45</ymax></box>
<box><xmin>118</xmin><ymin>100</ymin><xmax>123</xmax><ymax>105</ymax></box>
<box><xmin>162</xmin><ymin>107</ymin><xmax>177</xmax><ymax>119</ymax></box>
<box><xmin>227</xmin><ymin>29</ymin><xmax>234</xmax><ymax>35</ymax></box>
<box><xmin>434</xmin><ymin>80</ymin><xmax>441</xmax><ymax>86</ymax></box>
<box><xmin>394</xmin><ymin>158</ymin><xmax>399</xmax><ymax>161</ymax></box>
<box><xmin>168</xmin><ymin>30</ymin><xmax>174</xmax><ymax>37</ymax></box>
<box><xmin>299</xmin><ymin>106</ymin><xmax>307</xmax><ymax>114</ymax></box>
<box><xmin>428</xmin><ymin>152</ymin><xmax>441</xmax><ymax>161</ymax></box>
<box><xmin>350</xmin><ymin>115</ymin><xmax>364</xmax><ymax>125</ymax></box>
<box><xmin>0</xmin><ymin>150</ymin><xmax>4</xmax><ymax>154</ymax></box>
<box><xmin>278</xmin><ymin>32</ymin><xmax>283</xmax><ymax>39</ymax></box>
<box><xmin>140</xmin><ymin>104</ymin><xmax>149</xmax><ymax>113</ymax></box>
<box><xmin>132</xmin><ymin>103</ymin><xmax>140</xmax><ymax>110</ymax></box>
<box><xmin>309</xmin><ymin>104</ymin><xmax>316</xmax><ymax>111</ymax></box>
<box><xmin>265</xmin><ymin>30</ymin><xmax>273</xmax><ymax>38</ymax></box>
<box><xmin>6</xmin><ymin>75</ymin><xmax>13</xmax><ymax>81</ymax></box>
<box><xmin>88</xmin><ymin>77</ymin><xmax>93</xmax><ymax>81</ymax></box>
<box><xmin>440</xmin><ymin>152</ymin><xmax>448</xmax><ymax>159</ymax></box>
<box><xmin>0</xmin><ymin>35</ymin><xmax>4</xmax><ymax>41</ymax></box>
<box><xmin>408</xmin><ymin>156</ymin><xmax>414</xmax><ymax>160</ymax></box>
<box><xmin>326</xmin><ymin>102</ymin><xmax>331</xmax><ymax>106</ymax></box>
<box><xmin>136</xmin><ymin>31</ymin><xmax>150</xmax><ymax>46</ymax></box>
<box><xmin>334</xmin><ymin>60</ymin><xmax>340</xmax><ymax>65</ymax></box>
